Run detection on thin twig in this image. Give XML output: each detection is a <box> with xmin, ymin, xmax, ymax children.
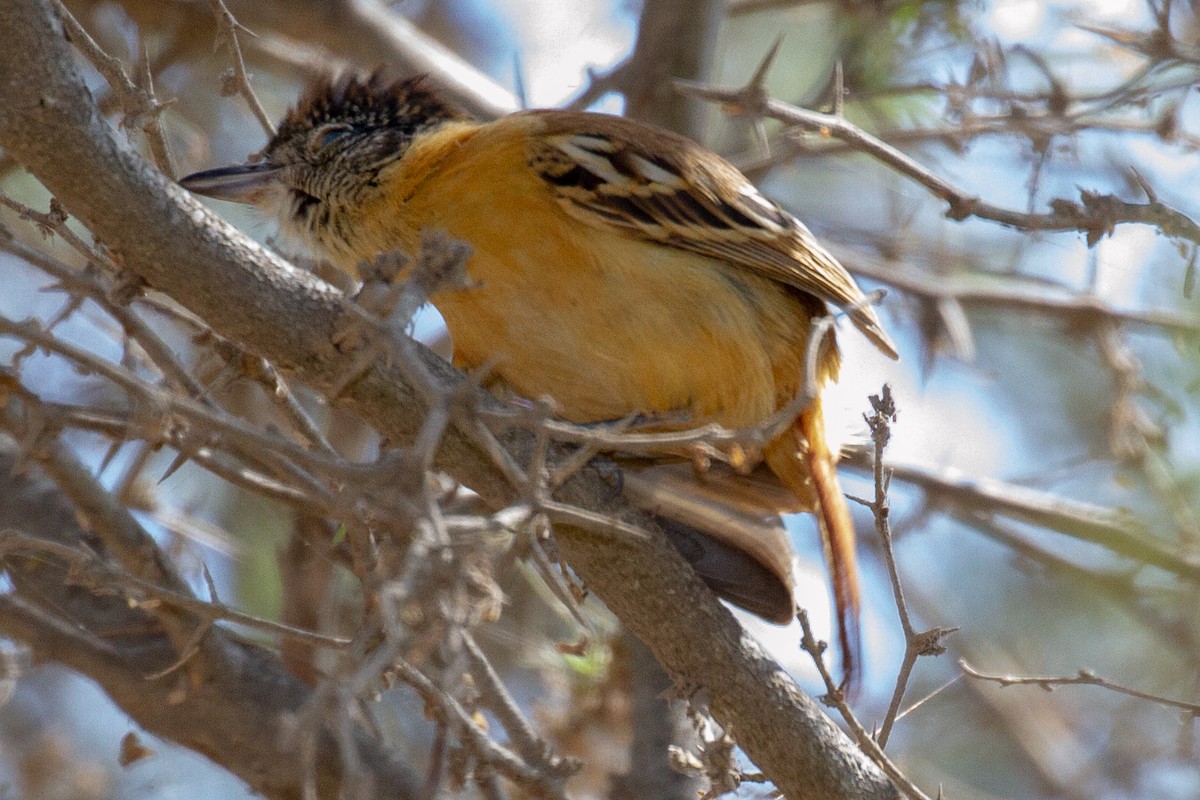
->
<box><xmin>857</xmin><ymin>386</ymin><xmax>957</xmax><ymax>750</ymax></box>
<box><xmin>796</xmin><ymin>609</ymin><xmax>936</xmax><ymax>800</ymax></box>
<box><xmin>831</xmin><ymin>242</ymin><xmax>1200</xmax><ymax>340</ymax></box>
<box><xmin>391</xmin><ymin>658</ymin><xmax>571</xmax><ymax>799</ymax></box>
<box><xmin>0</xmin><ymin>223</ymin><xmax>211</xmax><ymax>402</ymax></box>
<box><xmin>961</xmin><ymin>660</ymin><xmax>1200</xmax><ymax>714</ymax></box>
<box><xmin>462</xmin><ymin>633</ymin><xmax>577</xmax><ymax>778</ymax></box>
<box><xmin>0</xmin><ymin>526</ymin><xmax>349</xmax><ymax>651</ymax></box>
<box><xmin>206</xmin><ymin>0</ymin><xmax>275</xmax><ymax>137</ymax></box>
<box><xmin>839</xmin><ymin>447</ymin><xmax>1200</xmax><ymax>582</ymax></box>
<box><xmin>495</xmin><ymin>310</ymin><xmax>844</xmax><ymax>466</ymax></box>
<box><xmin>53</xmin><ymin>2</ymin><xmax>173</xmax><ymax>171</ymax></box>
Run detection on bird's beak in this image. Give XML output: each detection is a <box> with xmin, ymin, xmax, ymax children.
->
<box><xmin>178</xmin><ymin>161</ymin><xmax>281</xmax><ymax>204</ymax></box>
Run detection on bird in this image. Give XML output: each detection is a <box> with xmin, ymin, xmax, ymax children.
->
<box><xmin>180</xmin><ymin>72</ymin><xmax>899</xmax><ymax>685</ymax></box>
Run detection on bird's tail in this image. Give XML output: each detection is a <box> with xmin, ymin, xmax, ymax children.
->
<box><xmin>770</xmin><ymin>399</ymin><xmax>861</xmax><ymax>690</ymax></box>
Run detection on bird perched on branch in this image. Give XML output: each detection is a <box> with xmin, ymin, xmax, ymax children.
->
<box><xmin>181</xmin><ymin>72</ymin><xmax>898</xmax><ymax>685</ymax></box>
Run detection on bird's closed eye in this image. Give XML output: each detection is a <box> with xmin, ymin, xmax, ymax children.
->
<box><xmin>310</xmin><ymin>123</ymin><xmax>354</xmax><ymax>153</ymax></box>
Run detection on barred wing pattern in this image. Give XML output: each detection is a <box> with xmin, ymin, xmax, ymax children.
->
<box><xmin>525</xmin><ymin>111</ymin><xmax>898</xmax><ymax>360</ymax></box>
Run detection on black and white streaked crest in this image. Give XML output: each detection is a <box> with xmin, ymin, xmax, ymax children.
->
<box><xmin>270</xmin><ymin>72</ymin><xmax>468</xmax><ymax>158</ymax></box>
<box><xmin>254</xmin><ymin>73</ymin><xmax>467</xmax><ymax>255</ymax></box>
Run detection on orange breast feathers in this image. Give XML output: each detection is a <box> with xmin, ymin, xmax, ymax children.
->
<box><xmin>355</xmin><ymin>115</ymin><xmax>827</xmax><ymax>428</ymax></box>
<box><xmin>346</xmin><ymin>111</ymin><xmax>871</xmax><ymax>679</ymax></box>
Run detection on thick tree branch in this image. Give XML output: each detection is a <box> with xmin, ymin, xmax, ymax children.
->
<box><xmin>0</xmin><ymin>435</ymin><xmax>421</xmax><ymax>800</ymax></box>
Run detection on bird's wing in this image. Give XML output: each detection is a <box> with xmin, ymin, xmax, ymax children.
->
<box><xmin>525</xmin><ymin>110</ymin><xmax>898</xmax><ymax>359</ymax></box>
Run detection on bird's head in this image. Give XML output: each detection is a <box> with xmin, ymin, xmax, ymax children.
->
<box><xmin>180</xmin><ymin>72</ymin><xmax>464</xmax><ymax>257</ymax></box>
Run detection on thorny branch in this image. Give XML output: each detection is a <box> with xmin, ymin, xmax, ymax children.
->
<box><xmin>796</xmin><ymin>610</ymin><xmax>934</xmax><ymax>800</ymax></box>
<box><xmin>830</xmin><ymin>242</ymin><xmax>1200</xmax><ymax>355</ymax></box>
<box><xmin>852</xmin><ymin>386</ymin><xmax>957</xmax><ymax>751</ymax></box>
<box><xmin>0</xmin><ymin>216</ymin><xmax>575</xmax><ymax>797</ymax></box>
<box><xmin>681</xmin><ymin>5</ymin><xmax>1195</xmax><ymax>247</ymax></box>
<box><xmin>0</xmin><ymin>528</ymin><xmax>349</xmax><ymax>650</ymax></box>
<box><xmin>53</xmin><ymin>0</ymin><xmax>174</xmax><ymax>174</ymax></box>
<box><xmin>205</xmin><ymin>0</ymin><xmax>275</xmax><ymax>137</ymax></box>
<box><xmin>677</xmin><ymin>59</ymin><xmax>1200</xmax><ymax>248</ymax></box>
<box><xmin>5</xmin><ymin>187</ymin><xmax>841</xmax><ymax>796</ymax></box>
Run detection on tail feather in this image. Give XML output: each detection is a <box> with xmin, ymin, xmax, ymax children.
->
<box><xmin>620</xmin><ymin>461</ymin><xmax>797</xmax><ymax>623</ymax></box>
<box><xmin>790</xmin><ymin>403</ymin><xmax>862</xmax><ymax>690</ymax></box>
<box><xmin>796</xmin><ymin>407</ymin><xmax>861</xmax><ymax>689</ymax></box>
